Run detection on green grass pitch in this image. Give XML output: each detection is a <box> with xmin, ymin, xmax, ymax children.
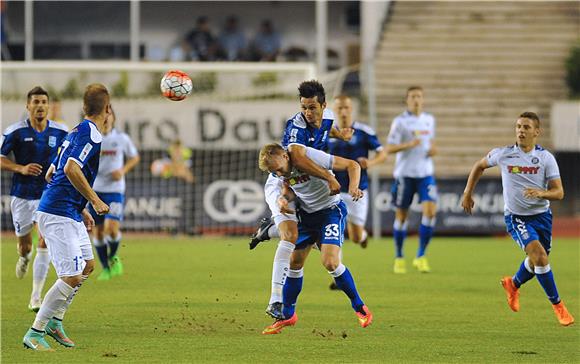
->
<box><xmin>2</xmin><ymin>235</ymin><xmax>579</xmax><ymax>363</ymax></box>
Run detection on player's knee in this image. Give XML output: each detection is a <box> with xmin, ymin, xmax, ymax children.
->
<box><xmin>322</xmin><ymin>257</ymin><xmax>340</xmax><ymax>272</ymax></box>
<box><xmin>280</xmin><ymin>229</ymin><xmax>298</xmax><ymax>243</ymax></box>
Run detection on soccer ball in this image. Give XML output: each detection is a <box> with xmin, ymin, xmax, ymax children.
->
<box><xmin>160</xmin><ymin>70</ymin><xmax>193</xmax><ymax>101</ymax></box>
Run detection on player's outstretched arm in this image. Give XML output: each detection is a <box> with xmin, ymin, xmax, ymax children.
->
<box><xmin>289</xmin><ymin>144</ymin><xmax>341</xmax><ymax>195</ymax></box>
<box><xmin>0</xmin><ymin>156</ymin><xmax>43</xmax><ymax>176</ymax></box>
<box><xmin>330</xmin><ymin>127</ymin><xmax>354</xmax><ymax>141</ymax></box>
<box><xmin>332</xmin><ymin>156</ymin><xmax>363</xmax><ymax>201</ymax></box>
<box><xmin>64</xmin><ymin>159</ymin><xmax>109</xmax><ymax>215</ymax></box>
<box><xmin>358</xmin><ymin>149</ymin><xmax>387</xmax><ymax>169</ymax></box>
<box><xmin>524</xmin><ymin>178</ymin><xmax>564</xmax><ymax>201</ymax></box>
<box><xmin>461</xmin><ymin>157</ymin><xmax>490</xmax><ymax>215</ymax></box>
<box><xmin>386</xmin><ymin>139</ymin><xmax>421</xmax><ymax>154</ymax></box>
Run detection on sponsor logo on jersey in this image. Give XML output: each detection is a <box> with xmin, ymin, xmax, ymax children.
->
<box><xmin>287</xmin><ymin>174</ymin><xmax>310</xmax><ymax>186</ymax></box>
<box><xmin>24</xmin><ymin>137</ymin><xmax>34</xmax><ymax>142</ymax></box>
<box><xmin>413</xmin><ymin>130</ymin><xmax>430</xmax><ymax>136</ymax></box>
<box><xmin>101</xmin><ymin>150</ymin><xmax>117</xmax><ymax>156</ymax></box>
<box><xmin>508</xmin><ymin>165</ymin><xmax>540</xmax><ymax>174</ymax></box>
<box><xmin>79</xmin><ymin>143</ymin><xmax>93</xmax><ymax>162</ymax></box>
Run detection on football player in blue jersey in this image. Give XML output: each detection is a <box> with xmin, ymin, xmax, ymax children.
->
<box><xmin>462</xmin><ymin>112</ymin><xmax>574</xmax><ymax>326</ymax></box>
<box><xmin>22</xmin><ymin>84</ymin><xmax>111</xmax><ymax>351</ymax></box>
<box><xmin>0</xmin><ymin>86</ymin><xmax>68</xmax><ymax>312</ymax></box>
<box><xmin>249</xmin><ymin>80</ymin><xmax>354</xmax><ymax>319</ymax></box>
<box><xmin>329</xmin><ymin>95</ymin><xmax>387</xmax><ymax>248</ymax></box>
<box><xmin>386</xmin><ymin>86</ymin><xmax>437</xmax><ymax>274</ymax></box>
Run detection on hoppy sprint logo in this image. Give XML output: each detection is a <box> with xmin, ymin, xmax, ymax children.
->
<box><xmin>508</xmin><ymin>165</ymin><xmax>540</xmax><ymax>174</ymax></box>
<box><xmin>287</xmin><ymin>174</ymin><xmax>311</xmax><ymax>186</ymax></box>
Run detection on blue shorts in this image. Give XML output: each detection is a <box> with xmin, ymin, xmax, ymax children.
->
<box><xmin>505</xmin><ymin>210</ymin><xmax>552</xmax><ymax>253</ymax></box>
<box><xmin>88</xmin><ymin>192</ymin><xmax>125</xmax><ymax>225</ymax></box>
<box><xmin>391</xmin><ymin>176</ymin><xmax>437</xmax><ymax>209</ymax></box>
<box><xmin>295</xmin><ymin>201</ymin><xmax>347</xmax><ymax>250</ymax></box>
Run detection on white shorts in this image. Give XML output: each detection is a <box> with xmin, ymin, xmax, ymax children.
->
<box><xmin>340</xmin><ymin>190</ymin><xmax>369</xmax><ymax>226</ymax></box>
<box><xmin>264</xmin><ymin>174</ymin><xmax>298</xmax><ymax>227</ymax></box>
<box><xmin>10</xmin><ymin>196</ymin><xmax>39</xmax><ymax>237</ymax></box>
<box><xmin>35</xmin><ymin>211</ymin><xmax>94</xmax><ymax>277</ymax></box>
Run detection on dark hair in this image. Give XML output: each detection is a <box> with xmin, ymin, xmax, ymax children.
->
<box><xmin>27</xmin><ymin>86</ymin><xmax>49</xmax><ymax>102</ymax></box>
<box><xmin>406</xmin><ymin>86</ymin><xmax>423</xmax><ymax>97</ymax></box>
<box><xmin>83</xmin><ymin>83</ymin><xmax>110</xmax><ymax>117</ymax></box>
<box><xmin>519</xmin><ymin>111</ymin><xmax>541</xmax><ymax>128</ymax></box>
<box><xmin>298</xmin><ymin>80</ymin><xmax>326</xmax><ymax>105</ymax></box>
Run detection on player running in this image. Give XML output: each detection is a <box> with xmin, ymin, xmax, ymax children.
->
<box><xmin>462</xmin><ymin>111</ymin><xmax>574</xmax><ymax>326</ymax></box>
<box><xmin>89</xmin><ymin>107</ymin><xmax>140</xmax><ymax>281</ymax></box>
<box><xmin>328</xmin><ymin>95</ymin><xmax>387</xmax><ymax>248</ymax></box>
<box><xmin>386</xmin><ymin>86</ymin><xmax>437</xmax><ymax>274</ymax></box>
<box><xmin>249</xmin><ymin>80</ymin><xmax>353</xmax><ymax>319</ymax></box>
<box><xmin>258</xmin><ymin>143</ymin><xmax>373</xmax><ymax>334</ymax></box>
<box><xmin>0</xmin><ymin>86</ymin><xmax>68</xmax><ymax>312</ymax></box>
<box><xmin>22</xmin><ymin>84</ymin><xmax>111</xmax><ymax>351</ymax></box>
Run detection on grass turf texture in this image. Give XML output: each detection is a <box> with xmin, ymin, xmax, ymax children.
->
<box><xmin>2</xmin><ymin>235</ymin><xmax>579</xmax><ymax>363</ymax></box>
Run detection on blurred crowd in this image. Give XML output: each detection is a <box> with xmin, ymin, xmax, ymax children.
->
<box><xmin>169</xmin><ymin>16</ymin><xmax>282</xmax><ymax>62</ymax></box>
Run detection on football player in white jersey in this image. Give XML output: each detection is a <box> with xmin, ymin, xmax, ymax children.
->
<box><xmin>88</xmin><ymin>108</ymin><xmax>139</xmax><ymax>281</ymax></box>
<box><xmin>258</xmin><ymin>143</ymin><xmax>373</xmax><ymax>334</ymax></box>
<box><xmin>386</xmin><ymin>86</ymin><xmax>437</xmax><ymax>274</ymax></box>
<box><xmin>462</xmin><ymin>112</ymin><xmax>574</xmax><ymax>326</ymax></box>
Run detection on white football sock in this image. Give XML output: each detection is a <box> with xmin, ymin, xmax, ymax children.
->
<box><xmin>269</xmin><ymin>240</ymin><xmax>295</xmax><ymax>304</ymax></box>
<box><xmin>268</xmin><ymin>225</ymin><xmax>279</xmax><ymax>239</ymax></box>
<box><xmin>54</xmin><ymin>275</ymin><xmax>89</xmax><ymax>320</ymax></box>
<box><xmin>32</xmin><ymin>279</ymin><xmax>74</xmax><ymax>331</ymax></box>
<box><xmin>31</xmin><ymin>248</ymin><xmax>50</xmax><ymax>302</ymax></box>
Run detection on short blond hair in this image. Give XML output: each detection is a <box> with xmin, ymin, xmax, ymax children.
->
<box><xmin>258</xmin><ymin>143</ymin><xmax>285</xmax><ymax>172</ymax></box>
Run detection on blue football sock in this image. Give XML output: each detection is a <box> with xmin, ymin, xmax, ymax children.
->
<box><xmin>535</xmin><ymin>265</ymin><xmax>560</xmax><ymax>304</ymax></box>
<box><xmin>417</xmin><ymin>216</ymin><xmax>436</xmax><ymax>258</ymax></box>
<box><xmin>282</xmin><ymin>269</ymin><xmax>303</xmax><ymax>318</ymax></box>
<box><xmin>106</xmin><ymin>233</ymin><xmax>122</xmax><ymax>258</ymax></box>
<box><xmin>393</xmin><ymin>220</ymin><xmax>407</xmax><ymax>258</ymax></box>
<box><xmin>513</xmin><ymin>257</ymin><xmax>534</xmax><ymax>288</ymax></box>
<box><xmin>95</xmin><ymin>245</ymin><xmax>109</xmax><ymax>270</ymax></box>
<box><xmin>330</xmin><ymin>264</ymin><xmax>364</xmax><ymax>311</ymax></box>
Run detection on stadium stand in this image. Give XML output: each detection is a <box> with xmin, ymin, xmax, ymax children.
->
<box><xmin>373</xmin><ymin>1</ymin><xmax>580</xmax><ymax>177</ymax></box>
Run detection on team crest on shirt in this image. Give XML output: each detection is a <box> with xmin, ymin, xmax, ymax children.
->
<box><xmin>531</xmin><ymin>157</ymin><xmax>539</xmax><ymax>164</ymax></box>
<box><xmin>48</xmin><ymin>136</ymin><xmax>57</xmax><ymax>147</ymax></box>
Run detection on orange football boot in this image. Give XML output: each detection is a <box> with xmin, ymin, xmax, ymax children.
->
<box><xmin>552</xmin><ymin>301</ymin><xmax>575</xmax><ymax>326</ymax></box>
<box><xmin>356</xmin><ymin>305</ymin><xmax>373</xmax><ymax>328</ymax></box>
<box><xmin>262</xmin><ymin>313</ymin><xmax>298</xmax><ymax>335</ymax></box>
<box><xmin>501</xmin><ymin>276</ymin><xmax>520</xmax><ymax>312</ymax></box>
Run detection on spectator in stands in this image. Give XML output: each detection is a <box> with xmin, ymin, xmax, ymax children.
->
<box><xmin>218</xmin><ymin>16</ymin><xmax>246</xmax><ymax>61</ymax></box>
<box><xmin>184</xmin><ymin>16</ymin><xmax>218</xmax><ymax>61</ymax></box>
<box><xmin>250</xmin><ymin>20</ymin><xmax>281</xmax><ymax>62</ymax></box>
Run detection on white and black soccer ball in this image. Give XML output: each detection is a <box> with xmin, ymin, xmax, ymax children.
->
<box><xmin>160</xmin><ymin>70</ymin><xmax>193</xmax><ymax>101</ymax></box>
